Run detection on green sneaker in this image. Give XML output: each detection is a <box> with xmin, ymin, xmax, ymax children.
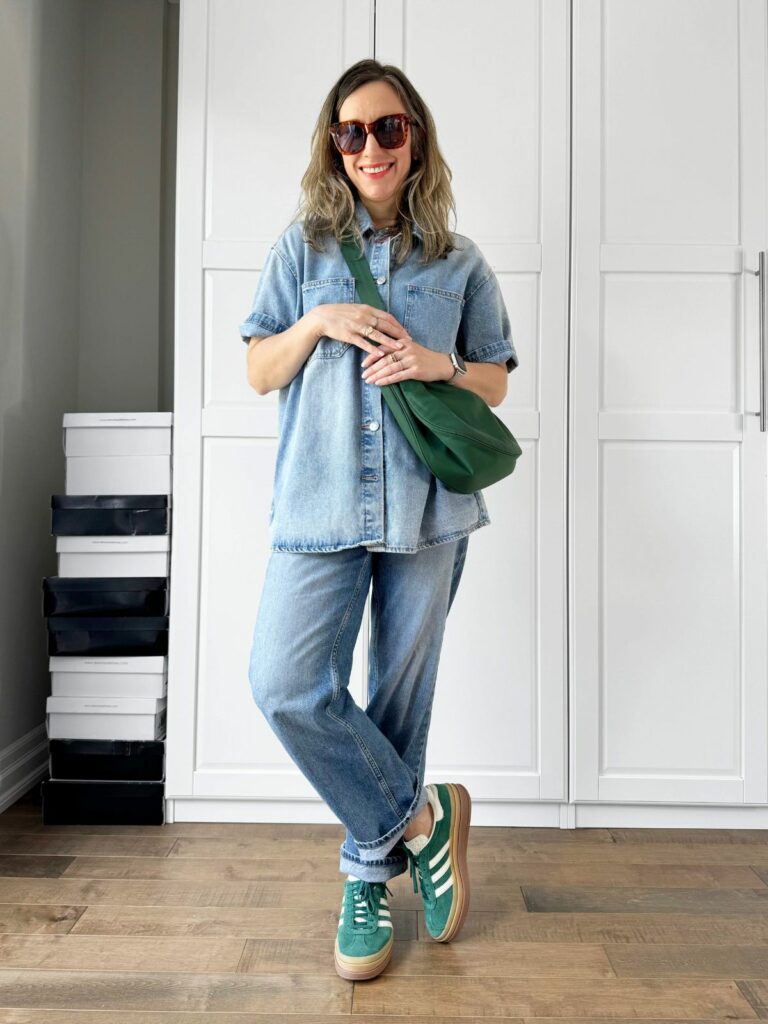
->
<box><xmin>403</xmin><ymin>782</ymin><xmax>471</xmax><ymax>942</ymax></box>
<box><xmin>334</xmin><ymin>877</ymin><xmax>394</xmax><ymax>981</ymax></box>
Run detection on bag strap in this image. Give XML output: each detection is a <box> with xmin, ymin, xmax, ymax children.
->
<box><xmin>339</xmin><ymin>235</ymin><xmax>387</xmax><ymax>313</ymax></box>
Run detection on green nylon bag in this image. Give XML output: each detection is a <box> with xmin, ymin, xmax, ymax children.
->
<box><xmin>339</xmin><ymin>234</ymin><xmax>522</xmax><ymax>494</ymax></box>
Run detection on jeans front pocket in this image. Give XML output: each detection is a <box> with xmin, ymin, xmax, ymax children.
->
<box><xmin>403</xmin><ymin>284</ymin><xmax>465</xmax><ymax>355</ymax></box>
<box><xmin>301</xmin><ymin>276</ymin><xmax>357</xmax><ymax>361</ymax></box>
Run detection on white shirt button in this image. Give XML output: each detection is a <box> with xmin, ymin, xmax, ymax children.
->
<box><xmin>376</xmin><ymin>275</ymin><xmax>386</xmax><ymax>285</ymax></box>
<box><xmin>368</xmin><ymin>421</ymin><xmax>380</xmax><ymax>431</ymax></box>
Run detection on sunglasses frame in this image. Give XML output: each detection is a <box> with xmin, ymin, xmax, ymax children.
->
<box><xmin>328</xmin><ymin>113</ymin><xmax>413</xmax><ymax>155</ymax></box>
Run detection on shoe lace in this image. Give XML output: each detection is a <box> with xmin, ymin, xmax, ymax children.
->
<box><xmin>347</xmin><ymin>879</ymin><xmax>394</xmax><ymax>930</ymax></box>
<box><xmin>406</xmin><ymin>847</ymin><xmax>434</xmax><ymax>902</ymax></box>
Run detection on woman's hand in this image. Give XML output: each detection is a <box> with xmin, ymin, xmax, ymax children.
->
<box><xmin>308</xmin><ymin>304</ymin><xmax>408</xmax><ymax>357</ymax></box>
<box><xmin>361</xmin><ymin>335</ymin><xmax>453</xmax><ymax>385</ymax></box>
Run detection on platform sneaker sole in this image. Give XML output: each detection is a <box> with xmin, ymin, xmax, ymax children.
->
<box><xmin>334</xmin><ymin>931</ymin><xmax>393</xmax><ymax>980</ymax></box>
<box><xmin>431</xmin><ymin>782</ymin><xmax>472</xmax><ymax>942</ymax></box>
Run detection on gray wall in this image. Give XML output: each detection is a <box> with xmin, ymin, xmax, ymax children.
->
<box><xmin>0</xmin><ymin>0</ymin><xmax>177</xmax><ymax>810</ymax></box>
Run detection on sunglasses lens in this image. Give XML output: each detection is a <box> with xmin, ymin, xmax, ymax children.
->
<box><xmin>334</xmin><ymin>123</ymin><xmax>365</xmax><ymax>154</ymax></box>
<box><xmin>374</xmin><ymin>115</ymin><xmax>407</xmax><ymax>148</ymax></box>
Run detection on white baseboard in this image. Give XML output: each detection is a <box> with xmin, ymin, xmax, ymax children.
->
<box><xmin>165</xmin><ymin>796</ymin><xmax>768</xmax><ymax>830</ymax></box>
<box><xmin>0</xmin><ymin>724</ymin><xmax>48</xmax><ymax>814</ymax></box>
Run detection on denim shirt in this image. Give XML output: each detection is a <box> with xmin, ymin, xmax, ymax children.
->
<box><xmin>239</xmin><ymin>197</ymin><xmax>519</xmax><ymax>554</ymax></box>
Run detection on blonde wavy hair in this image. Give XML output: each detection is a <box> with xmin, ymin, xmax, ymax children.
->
<box><xmin>288</xmin><ymin>59</ymin><xmax>458</xmax><ymax>266</ymax></box>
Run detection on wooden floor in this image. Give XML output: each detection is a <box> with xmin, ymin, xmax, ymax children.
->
<box><xmin>1</xmin><ymin>786</ymin><xmax>768</xmax><ymax>1021</ymax></box>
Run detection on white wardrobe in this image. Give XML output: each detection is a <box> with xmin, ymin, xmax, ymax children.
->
<box><xmin>167</xmin><ymin>0</ymin><xmax>768</xmax><ymax>829</ymax></box>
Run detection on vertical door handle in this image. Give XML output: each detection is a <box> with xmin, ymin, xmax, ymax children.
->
<box><xmin>753</xmin><ymin>252</ymin><xmax>767</xmax><ymax>431</ymax></box>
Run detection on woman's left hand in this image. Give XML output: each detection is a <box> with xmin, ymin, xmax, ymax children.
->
<box><xmin>360</xmin><ymin>335</ymin><xmax>452</xmax><ymax>386</ymax></box>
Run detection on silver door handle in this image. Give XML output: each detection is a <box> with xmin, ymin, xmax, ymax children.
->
<box><xmin>753</xmin><ymin>252</ymin><xmax>767</xmax><ymax>431</ymax></box>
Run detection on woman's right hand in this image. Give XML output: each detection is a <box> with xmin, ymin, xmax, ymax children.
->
<box><xmin>307</xmin><ymin>304</ymin><xmax>410</xmax><ymax>356</ymax></box>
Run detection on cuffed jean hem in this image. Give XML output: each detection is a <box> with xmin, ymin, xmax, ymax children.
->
<box><xmin>338</xmin><ymin>780</ymin><xmax>429</xmax><ymax>881</ymax></box>
<box><xmin>338</xmin><ymin>850</ymin><xmax>409</xmax><ymax>882</ymax></box>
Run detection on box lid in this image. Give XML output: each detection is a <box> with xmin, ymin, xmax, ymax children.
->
<box><xmin>49</xmin><ymin>655</ymin><xmax>168</xmax><ymax>674</ymax></box>
<box><xmin>48</xmin><ymin>737</ymin><xmax>166</xmax><ymax>754</ymax></box>
<box><xmin>62</xmin><ymin>413</ymin><xmax>173</xmax><ymax>428</ymax></box>
<box><xmin>47</xmin><ymin>616</ymin><xmax>169</xmax><ymax>632</ymax></box>
<box><xmin>43</xmin><ymin>576</ymin><xmax>168</xmax><ymax>593</ymax></box>
<box><xmin>46</xmin><ymin>695</ymin><xmax>168</xmax><ymax>714</ymax></box>
<box><xmin>55</xmin><ymin>536</ymin><xmax>170</xmax><ymax>552</ymax></box>
<box><xmin>51</xmin><ymin>495</ymin><xmax>170</xmax><ymax>510</ymax></box>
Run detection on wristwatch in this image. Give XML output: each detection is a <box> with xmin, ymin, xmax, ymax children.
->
<box><xmin>448</xmin><ymin>349</ymin><xmax>467</xmax><ymax>380</ymax></box>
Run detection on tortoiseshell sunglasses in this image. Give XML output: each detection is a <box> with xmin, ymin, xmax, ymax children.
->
<box><xmin>328</xmin><ymin>113</ymin><xmax>412</xmax><ymax>155</ymax></box>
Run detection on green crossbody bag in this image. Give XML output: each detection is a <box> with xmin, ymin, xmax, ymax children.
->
<box><xmin>339</xmin><ymin>234</ymin><xmax>522</xmax><ymax>494</ymax></box>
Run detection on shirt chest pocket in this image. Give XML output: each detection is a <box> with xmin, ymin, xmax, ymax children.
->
<box><xmin>403</xmin><ymin>284</ymin><xmax>465</xmax><ymax>355</ymax></box>
<box><xmin>301</xmin><ymin>276</ymin><xmax>357</xmax><ymax>360</ymax></box>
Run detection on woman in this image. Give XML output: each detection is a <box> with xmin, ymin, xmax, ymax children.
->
<box><xmin>239</xmin><ymin>59</ymin><xmax>518</xmax><ymax>982</ymax></box>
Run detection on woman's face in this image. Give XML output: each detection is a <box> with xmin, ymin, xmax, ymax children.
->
<box><xmin>336</xmin><ymin>81</ymin><xmax>412</xmax><ymax>212</ymax></box>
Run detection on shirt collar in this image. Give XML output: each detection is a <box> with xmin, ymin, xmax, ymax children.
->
<box><xmin>354</xmin><ymin>195</ymin><xmax>423</xmax><ymax>242</ymax></box>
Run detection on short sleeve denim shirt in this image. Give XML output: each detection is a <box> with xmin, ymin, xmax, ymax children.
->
<box><xmin>239</xmin><ymin>197</ymin><xmax>519</xmax><ymax>554</ymax></box>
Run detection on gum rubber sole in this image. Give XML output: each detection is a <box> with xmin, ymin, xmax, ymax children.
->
<box><xmin>431</xmin><ymin>781</ymin><xmax>471</xmax><ymax>943</ymax></box>
<box><xmin>334</xmin><ymin>932</ymin><xmax>394</xmax><ymax>981</ymax></box>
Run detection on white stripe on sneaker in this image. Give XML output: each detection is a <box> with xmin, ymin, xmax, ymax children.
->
<box><xmin>432</xmin><ymin>857</ymin><xmax>450</xmax><ymax>883</ymax></box>
<box><xmin>435</xmin><ymin>873</ymin><xmax>454</xmax><ymax>898</ymax></box>
<box><xmin>429</xmin><ymin>839</ymin><xmax>450</xmax><ymax>870</ymax></box>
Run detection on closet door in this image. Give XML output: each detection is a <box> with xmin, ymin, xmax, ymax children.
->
<box><xmin>570</xmin><ymin>0</ymin><xmax>768</xmax><ymax>808</ymax></box>
<box><xmin>167</xmin><ymin>0</ymin><xmax>374</xmax><ymax>818</ymax></box>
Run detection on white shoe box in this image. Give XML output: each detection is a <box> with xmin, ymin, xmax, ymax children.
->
<box><xmin>49</xmin><ymin>655</ymin><xmax>167</xmax><ymax>698</ymax></box>
<box><xmin>63</xmin><ymin>412</ymin><xmax>173</xmax><ymax>495</ymax></box>
<box><xmin>56</xmin><ymin>535</ymin><xmax>170</xmax><ymax>577</ymax></box>
<box><xmin>46</xmin><ymin>695</ymin><xmax>167</xmax><ymax>741</ymax></box>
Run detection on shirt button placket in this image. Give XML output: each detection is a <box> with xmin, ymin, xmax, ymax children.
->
<box><xmin>359</xmin><ymin>233</ymin><xmax>387</xmax><ymax>544</ymax></box>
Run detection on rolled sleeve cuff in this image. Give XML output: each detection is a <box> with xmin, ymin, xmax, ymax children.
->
<box><xmin>239</xmin><ymin>311</ymin><xmax>290</xmax><ymax>344</ymax></box>
<box><xmin>464</xmin><ymin>339</ymin><xmax>519</xmax><ymax>373</ymax></box>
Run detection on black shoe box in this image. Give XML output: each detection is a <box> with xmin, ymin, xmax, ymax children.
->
<box><xmin>41</xmin><ymin>779</ymin><xmax>165</xmax><ymax>825</ymax></box>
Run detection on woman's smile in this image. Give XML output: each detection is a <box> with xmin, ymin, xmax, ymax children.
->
<box><xmin>359</xmin><ymin>162</ymin><xmax>394</xmax><ymax>178</ymax></box>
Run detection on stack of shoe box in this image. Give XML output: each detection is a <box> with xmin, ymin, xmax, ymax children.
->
<box><xmin>41</xmin><ymin>413</ymin><xmax>172</xmax><ymax>825</ymax></box>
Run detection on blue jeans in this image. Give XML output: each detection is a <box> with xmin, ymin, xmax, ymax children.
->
<box><xmin>247</xmin><ymin>535</ymin><xmax>469</xmax><ymax>882</ymax></box>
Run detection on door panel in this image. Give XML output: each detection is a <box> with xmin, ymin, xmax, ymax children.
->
<box><xmin>570</xmin><ymin>0</ymin><xmax>768</xmax><ymax>805</ymax></box>
<box><xmin>376</xmin><ymin>0</ymin><xmax>570</xmax><ymax>803</ymax></box>
<box><xmin>169</xmin><ymin>0</ymin><xmax>373</xmax><ymax>805</ymax></box>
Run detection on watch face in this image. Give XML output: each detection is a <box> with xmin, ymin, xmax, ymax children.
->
<box><xmin>455</xmin><ymin>351</ymin><xmax>467</xmax><ymax>372</ymax></box>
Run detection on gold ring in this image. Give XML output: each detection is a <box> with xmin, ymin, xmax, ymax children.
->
<box><xmin>365</xmin><ymin>318</ymin><xmax>378</xmax><ymax>337</ymax></box>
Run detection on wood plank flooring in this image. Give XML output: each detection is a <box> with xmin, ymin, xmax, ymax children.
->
<box><xmin>1</xmin><ymin>784</ymin><xmax>768</xmax><ymax>1021</ymax></box>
